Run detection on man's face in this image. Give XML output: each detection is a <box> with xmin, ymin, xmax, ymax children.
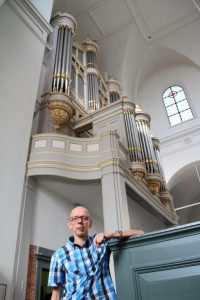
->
<box><xmin>68</xmin><ymin>206</ymin><xmax>92</xmax><ymax>240</ymax></box>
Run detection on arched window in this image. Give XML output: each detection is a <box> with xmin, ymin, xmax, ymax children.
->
<box><xmin>162</xmin><ymin>86</ymin><xmax>193</xmax><ymax>126</ymax></box>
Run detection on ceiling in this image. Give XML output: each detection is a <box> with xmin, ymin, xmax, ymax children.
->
<box><xmin>52</xmin><ymin>0</ymin><xmax>199</xmax><ymax>43</ymax></box>
<box><xmin>52</xmin><ymin>0</ymin><xmax>200</xmax><ymax>97</ymax></box>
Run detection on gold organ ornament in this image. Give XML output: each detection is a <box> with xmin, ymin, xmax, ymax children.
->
<box><xmin>48</xmin><ymin>100</ymin><xmax>74</xmax><ymax>129</ymax></box>
<box><xmin>145</xmin><ymin>174</ymin><xmax>161</xmax><ymax>195</ymax></box>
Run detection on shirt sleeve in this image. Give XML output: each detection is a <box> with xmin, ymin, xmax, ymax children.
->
<box><xmin>48</xmin><ymin>251</ymin><xmax>65</xmax><ymax>287</ymax></box>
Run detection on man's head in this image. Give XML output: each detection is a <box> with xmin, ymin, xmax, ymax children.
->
<box><xmin>68</xmin><ymin>206</ymin><xmax>92</xmax><ymax>240</ymax></box>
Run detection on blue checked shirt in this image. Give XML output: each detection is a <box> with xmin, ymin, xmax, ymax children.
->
<box><xmin>48</xmin><ymin>236</ymin><xmax>117</xmax><ymax>299</ymax></box>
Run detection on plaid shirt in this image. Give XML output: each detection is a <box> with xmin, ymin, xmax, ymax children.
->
<box><xmin>48</xmin><ymin>236</ymin><xmax>117</xmax><ymax>299</ymax></box>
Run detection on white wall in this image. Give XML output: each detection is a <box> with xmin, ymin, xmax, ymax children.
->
<box><xmin>29</xmin><ymin>0</ymin><xmax>53</xmax><ymax>22</ymax></box>
<box><xmin>127</xmin><ymin>195</ymin><xmax>166</xmax><ymax>232</ymax></box>
<box><xmin>137</xmin><ymin>64</ymin><xmax>200</xmax><ymax>182</ymax></box>
<box><xmin>138</xmin><ymin>64</ymin><xmax>200</xmax><ymax>139</ymax></box>
<box><xmin>162</xmin><ymin>143</ymin><xmax>200</xmax><ymax>183</ymax></box>
<box><xmin>0</xmin><ymin>2</ymin><xmax>53</xmax><ymax>299</ymax></box>
<box><xmin>31</xmin><ymin>184</ymin><xmax>104</xmax><ymax>251</ymax></box>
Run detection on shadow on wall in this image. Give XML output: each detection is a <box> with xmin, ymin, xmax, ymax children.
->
<box><xmin>168</xmin><ymin>161</ymin><xmax>200</xmax><ymax>224</ymax></box>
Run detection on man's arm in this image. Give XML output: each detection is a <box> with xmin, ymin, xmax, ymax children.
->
<box><xmin>51</xmin><ymin>287</ymin><xmax>60</xmax><ymax>300</ymax></box>
<box><xmin>94</xmin><ymin>229</ymin><xmax>144</xmax><ymax>247</ymax></box>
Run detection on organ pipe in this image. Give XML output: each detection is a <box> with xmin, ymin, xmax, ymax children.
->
<box><xmin>135</xmin><ymin>110</ymin><xmax>161</xmax><ymax>193</ymax></box>
<box><xmin>82</xmin><ymin>39</ymin><xmax>100</xmax><ymax>111</ymax></box>
<box><xmin>52</xmin><ymin>27</ymin><xmax>61</xmax><ymax>92</ymax></box>
<box><xmin>136</xmin><ymin>113</ymin><xmax>158</xmax><ymax>175</ymax></box>
<box><xmin>50</xmin><ymin>13</ymin><xmax>77</xmax><ymax>94</ymax></box>
<box><xmin>105</xmin><ymin>75</ymin><xmax>121</xmax><ymax>104</ymax></box>
<box><xmin>123</xmin><ymin>100</ymin><xmax>146</xmax><ymax>181</ymax></box>
<box><xmin>152</xmin><ymin>137</ymin><xmax>167</xmax><ymax>192</ymax></box>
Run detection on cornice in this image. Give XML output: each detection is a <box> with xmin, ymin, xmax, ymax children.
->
<box><xmin>7</xmin><ymin>0</ymin><xmax>53</xmax><ymax>44</ymax></box>
<box><xmin>31</xmin><ymin>132</ymin><xmax>101</xmax><ymax>142</ymax></box>
<box><xmin>161</xmin><ymin>122</ymin><xmax>200</xmax><ymax>145</ymax></box>
<box><xmin>109</xmin><ymin>221</ymin><xmax>200</xmax><ymax>251</ymax></box>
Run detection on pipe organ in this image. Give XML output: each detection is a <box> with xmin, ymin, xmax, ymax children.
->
<box><xmin>135</xmin><ymin>108</ymin><xmax>161</xmax><ymax>194</ymax></box>
<box><xmin>123</xmin><ymin>102</ymin><xmax>146</xmax><ymax>181</ymax></box>
<box><xmin>84</xmin><ymin>40</ymin><xmax>100</xmax><ymax>111</ymax></box>
<box><xmin>37</xmin><ymin>12</ymin><xmax>175</xmax><ymax>215</ymax></box>
<box><xmin>105</xmin><ymin>74</ymin><xmax>121</xmax><ymax>104</ymax></box>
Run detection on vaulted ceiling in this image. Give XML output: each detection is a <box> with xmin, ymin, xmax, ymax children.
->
<box><xmin>52</xmin><ymin>0</ymin><xmax>200</xmax><ymax>98</ymax></box>
<box><xmin>52</xmin><ymin>0</ymin><xmax>199</xmax><ymax>42</ymax></box>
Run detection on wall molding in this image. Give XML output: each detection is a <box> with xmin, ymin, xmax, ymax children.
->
<box><xmin>7</xmin><ymin>0</ymin><xmax>53</xmax><ymax>44</ymax></box>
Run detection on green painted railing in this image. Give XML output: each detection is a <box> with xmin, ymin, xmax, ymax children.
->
<box><xmin>109</xmin><ymin>222</ymin><xmax>200</xmax><ymax>300</ymax></box>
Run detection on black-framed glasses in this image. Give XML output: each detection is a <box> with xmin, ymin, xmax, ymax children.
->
<box><xmin>69</xmin><ymin>216</ymin><xmax>90</xmax><ymax>223</ymax></box>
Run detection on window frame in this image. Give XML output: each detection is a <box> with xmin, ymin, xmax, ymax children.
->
<box><xmin>162</xmin><ymin>85</ymin><xmax>193</xmax><ymax>127</ymax></box>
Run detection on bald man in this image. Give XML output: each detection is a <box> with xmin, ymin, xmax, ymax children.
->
<box><xmin>48</xmin><ymin>206</ymin><xmax>144</xmax><ymax>300</ymax></box>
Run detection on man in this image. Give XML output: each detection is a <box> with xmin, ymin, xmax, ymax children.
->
<box><xmin>48</xmin><ymin>205</ymin><xmax>144</xmax><ymax>299</ymax></box>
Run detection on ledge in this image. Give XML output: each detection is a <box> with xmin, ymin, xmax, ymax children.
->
<box><xmin>109</xmin><ymin>221</ymin><xmax>200</xmax><ymax>250</ymax></box>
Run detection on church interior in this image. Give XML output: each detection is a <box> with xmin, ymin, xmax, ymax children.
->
<box><xmin>0</xmin><ymin>0</ymin><xmax>200</xmax><ymax>299</ymax></box>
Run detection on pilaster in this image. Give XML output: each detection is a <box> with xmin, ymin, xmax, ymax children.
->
<box><xmin>101</xmin><ymin>131</ymin><xmax>130</xmax><ymax>231</ymax></box>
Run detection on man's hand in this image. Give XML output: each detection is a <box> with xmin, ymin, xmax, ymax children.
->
<box><xmin>94</xmin><ymin>233</ymin><xmax>106</xmax><ymax>247</ymax></box>
<box><xmin>51</xmin><ymin>287</ymin><xmax>60</xmax><ymax>300</ymax></box>
<box><xmin>94</xmin><ymin>229</ymin><xmax>144</xmax><ymax>247</ymax></box>
<box><xmin>94</xmin><ymin>232</ymin><xmax>115</xmax><ymax>246</ymax></box>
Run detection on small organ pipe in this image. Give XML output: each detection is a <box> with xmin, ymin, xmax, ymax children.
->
<box><xmin>137</xmin><ymin>121</ymin><xmax>150</xmax><ymax>173</ymax></box>
<box><xmin>127</xmin><ymin>111</ymin><xmax>136</xmax><ymax>161</ymax></box>
<box><xmin>144</xmin><ymin>123</ymin><xmax>158</xmax><ymax>173</ymax></box>
<box><xmin>52</xmin><ymin>27</ymin><xmax>61</xmax><ymax>91</ymax></box>
<box><xmin>124</xmin><ymin>110</ymin><xmax>143</xmax><ymax>163</ymax></box>
<box><xmin>66</xmin><ymin>30</ymin><xmax>72</xmax><ymax>93</ymax></box>
<box><xmin>124</xmin><ymin>112</ymin><xmax>133</xmax><ymax>161</ymax></box>
<box><xmin>131</xmin><ymin>114</ymin><xmax>142</xmax><ymax>161</ymax></box>
<box><xmin>129</xmin><ymin>112</ymin><xmax>139</xmax><ymax>161</ymax></box>
<box><xmin>60</xmin><ymin>27</ymin><xmax>68</xmax><ymax>92</ymax></box>
<box><xmin>56</xmin><ymin>27</ymin><xmax>64</xmax><ymax>91</ymax></box>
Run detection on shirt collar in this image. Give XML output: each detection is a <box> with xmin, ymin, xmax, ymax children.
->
<box><xmin>68</xmin><ymin>235</ymin><xmax>92</xmax><ymax>249</ymax></box>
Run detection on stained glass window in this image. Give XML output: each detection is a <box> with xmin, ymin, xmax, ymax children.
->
<box><xmin>162</xmin><ymin>86</ymin><xmax>193</xmax><ymax>126</ymax></box>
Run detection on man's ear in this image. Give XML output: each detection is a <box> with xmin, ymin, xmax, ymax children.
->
<box><xmin>89</xmin><ymin>218</ymin><xmax>93</xmax><ymax>229</ymax></box>
<box><xmin>67</xmin><ymin>220</ymin><xmax>72</xmax><ymax>230</ymax></box>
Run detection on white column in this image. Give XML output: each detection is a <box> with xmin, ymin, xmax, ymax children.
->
<box><xmin>101</xmin><ymin>171</ymin><xmax>130</xmax><ymax>231</ymax></box>
<box><xmin>0</xmin><ymin>1</ymin><xmax>53</xmax><ymax>299</ymax></box>
<box><xmin>13</xmin><ymin>179</ymin><xmax>36</xmax><ymax>300</ymax></box>
<box><xmin>100</xmin><ymin>131</ymin><xmax>130</xmax><ymax>231</ymax></box>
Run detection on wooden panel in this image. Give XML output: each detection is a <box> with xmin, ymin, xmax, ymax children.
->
<box><xmin>110</xmin><ymin>222</ymin><xmax>200</xmax><ymax>300</ymax></box>
<box><xmin>135</xmin><ymin>262</ymin><xmax>200</xmax><ymax>300</ymax></box>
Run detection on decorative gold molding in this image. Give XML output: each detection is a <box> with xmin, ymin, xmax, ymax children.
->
<box><xmin>143</xmin><ymin>159</ymin><xmax>157</xmax><ymax>164</ymax></box>
<box><xmin>30</xmin><ymin>151</ymin><xmax>100</xmax><ymax>158</ymax></box>
<box><xmin>160</xmin><ymin>198</ymin><xmax>171</xmax><ymax>207</ymax></box>
<box><xmin>131</xmin><ymin>161</ymin><xmax>146</xmax><ymax>181</ymax></box>
<box><xmin>146</xmin><ymin>174</ymin><xmax>161</xmax><ymax>194</ymax></box>
<box><xmin>48</xmin><ymin>100</ymin><xmax>74</xmax><ymax>129</ymax></box>
<box><xmin>52</xmin><ymin>73</ymin><xmax>71</xmax><ymax>80</ymax></box>
<box><xmin>160</xmin><ymin>190</ymin><xmax>172</xmax><ymax>210</ymax></box>
<box><xmin>132</xmin><ymin>169</ymin><xmax>146</xmax><ymax>181</ymax></box>
<box><xmin>128</xmin><ymin>146</ymin><xmax>141</xmax><ymax>152</ymax></box>
<box><xmin>27</xmin><ymin>160</ymin><xmax>100</xmax><ymax>171</ymax></box>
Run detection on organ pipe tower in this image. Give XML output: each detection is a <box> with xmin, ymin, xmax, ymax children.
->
<box><xmin>35</xmin><ymin>11</ymin><xmax>176</xmax><ymax>218</ymax></box>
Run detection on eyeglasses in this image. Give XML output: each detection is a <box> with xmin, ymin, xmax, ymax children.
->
<box><xmin>69</xmin><ymin>216</ymin><xmax>90</xmax><ymax>223</ymax></box>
